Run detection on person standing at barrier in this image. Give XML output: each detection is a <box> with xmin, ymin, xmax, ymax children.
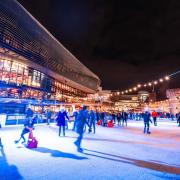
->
<box><xmin>26</xmin><ymin>107</ymin><xmax>34</xmax><ymax>121</ymax></box>
<box><xmin>96</xmin><ymin>110</ymin><xmax>101</xmax><ymax>123</ymax></box>
<box><xmin>122</xmin><ymin>111</ymin><xmax>128</xmax><ymax>126</ymax></box>
<box><xmin>74</xmin><ymin>106</ymin><xmax>90</xmax><ymax>152</ymax></box>
<box><xmin>56</xmin><ymin>108</ymin><xmax>69</xmax><ymax>136</ymax></box>
<box><xmin>152</xmin><ymin>110</ymin><xmax>158</xmax><ymax>126</ymax></box>
<box><xmin>89</xmin><ymin>108</ymin><xmax>96</xmax><ymax>134</ymax></box>
<box><xmin>143</xmin><ymin>111</ymin><xmax>152</xmax><ymax>134</ymax></box>
<box><xmin>101</xmin><ymin>111</ymin><xmax>107</xmax><ymax>126</ymax></box>
<box><xmin>117</xmin><ymin>112</ymin><xmax>122</xmax><ymax>126</ymax></box>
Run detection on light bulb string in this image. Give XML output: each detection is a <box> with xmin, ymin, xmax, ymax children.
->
<box><xmin>111</xmin><ymin>70</ymin><xmax>180</xmax><ymax>96</ymax></box>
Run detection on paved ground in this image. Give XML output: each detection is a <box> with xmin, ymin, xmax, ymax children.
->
<box><xmin>0</xmin><ymin>120</ymin><xmax>180</xmax><ymax>180</ymax></box>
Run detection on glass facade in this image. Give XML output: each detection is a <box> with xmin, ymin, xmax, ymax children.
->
<box><xmin>0</xmin><ymin>53</ymin><xmax>87</xmax><ymax>102</ymax></box>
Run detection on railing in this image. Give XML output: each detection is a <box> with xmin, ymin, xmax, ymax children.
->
<box><xmin>0</xmin><ymin>113</ymin><xmax>56</xmax><ymax>126</ymax></box>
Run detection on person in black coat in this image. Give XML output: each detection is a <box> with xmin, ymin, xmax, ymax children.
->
<box><xmin>143</xmin><ymin>111</ymin><xmax>152</xmax><ymax>134</ymax></box>
<box><xmin>88</xmin><ymin>109</ymin><xmax>96</xmax><ymax>134</ymax></box>
<box><xmin>0</xmin><ymin>137</ymin><xmax>3</xmax><ymax>148</ymax></box>
<box><xmin>117</xmin><ymin>112</ymin><xmax>122</xmax><ymax>126</ymax></box>
<box><xmin>56</xmin><ymin>109</ymin><xmax>69</xmax><ymax>136</ymax></box>
<box><xmin>101</xmin><ymin>112</ymin><xmax>107</xmax><ymax>127</ymax></box>
<box><xmin>74</xmin><ymin>106</ymin><xmax>90</xmax><ymax>152</ymax></box>
<box><xmin>46</xmin><ymin>109</ymin><xmax>52</xmax><ymax>125</ymax></box>
<box><xmin>72</xmin><ymin>109</ymin><xmax>79</xmax><ymax>131</ymax></box>
<box><xmin>177</xmin><ymin>112</ymin><xmax>180</xmax><ymax>127</ymax></box>
<box><xmin>122</xmin><ymin>111</ymin><xmax>128</xmax><ymax>126</ymax></box>
<box><xmin>26</xmin><ymin>107</ymin><xmax>34</xmax><ymax>121</ymax></box>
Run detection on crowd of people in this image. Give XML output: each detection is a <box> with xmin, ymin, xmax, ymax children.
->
<box><xmin>0</xmin><ymin>106</ymin><xmax>180</xmax><ymax>152</ymax></box>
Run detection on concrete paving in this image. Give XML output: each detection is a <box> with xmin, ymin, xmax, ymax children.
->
<box><xmin>0</xmin><ymin>120</ymin><xmax>180</xmax><ymax>180</ymax></box>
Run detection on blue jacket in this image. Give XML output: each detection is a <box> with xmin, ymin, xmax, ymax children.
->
<box><xmin>76</xmin><ymin>109</ymin><xmax>89</xmax><ymax>134</ymax></box>
<box><xmin>143</xmin><ymin>112</ymin><xmax>151</xmax><ymax>123</ymax></box>
<box><xmin>57</xmin><ymin>111</ymin><xmax>69</xmax><ymax>126</ymax></box>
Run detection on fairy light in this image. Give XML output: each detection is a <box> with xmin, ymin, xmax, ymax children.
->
<box><xmin>165</xmin><ymin>76</ymin><xmax>170</xmax><ymax>80</ymax></box>
<box><xmin>137</xmin><ymin>84</ymin><xmax>141</xmax><ymax>88</ymax></box>
<box><xmin>154</xmin><ymin>81</ymin><xmax>158</xmax><ymax>85</ymax></box>
<box><xmin>112</xmin><ymin>71</ymin><xmax>179</xmax><ymax>96</ymax></box>
<box><xmin>159</xmin><ymin>78</ymin><xmax>163</xmax><ymax>82</ymax></box>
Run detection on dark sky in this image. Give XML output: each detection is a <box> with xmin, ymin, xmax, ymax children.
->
<box><xmin>18</xmin><ymin>0</ymin><xmax>180</xmax><ymax>91</ymax></box>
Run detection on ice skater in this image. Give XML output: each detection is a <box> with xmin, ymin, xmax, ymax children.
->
<box><xmin>177</xmin><ymin>112</ymin><xmax>180</xmax><ymax>127</ymax></box>
<box><xmin>88</xmin><ymin>108</ymin><xmax>96</xmax><ymax>134</ymax></box>
<box><xmin>72</xmin><ymin>108</ymin><xmax>79</xmax><ymax>131</ymax></box>
<box><xmin>46</xmin><ymin>109</ymin><xmax>52</xmax><ymax>125</ymax></box>
<box><xmin>15</xmin><ymin>116</ymin><xmax>35</xmax><ymax>144</ymax></box>
<box><xmin>0</xmin><ymin>137</ymin><xmax>3</xmax><ymax>148</ymax></box>
<box><xmin>143</xmin><ymin>111</ymin><xmax>152</xmax><ymax>134</ymax></box>
<box><xmin>122</xmin><ymin>111</ymin><xmax>128</xmax><ymax>126</ymax></box>
<box><xmin>152</xmin><ymin>110</ymin><xmax>158</xmax><ymax>126</ymax></box>
<box><xmin>56</xmin><ymin>108</ymin><xmax>69</xmax><ymax>136</ymax></box>
<box><xmin>117</xmin><ymin>112</ymin><xmax>122</xmax><ymax>126</ymax></box>
<box><xmin>74</xmin><ymin>106</ymin><xmax>90</xmax><ymax>152</ymax></box>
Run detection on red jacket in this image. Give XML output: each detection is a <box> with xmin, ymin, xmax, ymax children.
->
<box><xmin>152</xmin><ymin>111</ymin><xmax>158</xmax><ymax>118</ymax></box>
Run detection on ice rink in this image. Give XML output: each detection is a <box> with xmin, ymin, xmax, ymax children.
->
<box><xmin>0</xmin><ymin>120</ymin><xmax>180</xmax><ymax>180</ymax></box>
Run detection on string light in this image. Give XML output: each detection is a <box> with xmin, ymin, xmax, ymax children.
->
<box><xmin>165</xmin><ymin>76</ymin><xmax>170</xmax><ymax>80</ymax></box>
<box><xmin>154</xmin><ymin>81</ymin><xmax>158</xmax><ymax>85</ymax></box>
<box><xmin>111</xmin><ymin>71</ymin><xmax>179</xmax><ymax>96</ymax></box>
<box><xmin>159</xmin><ymin>78</ymin><xmax>163</xmax><ymax>82</ymax></box>
<box><xmin>137</xmin><ymin>84</ymin><xmax>141</xmax><ymax>88</ymax></box>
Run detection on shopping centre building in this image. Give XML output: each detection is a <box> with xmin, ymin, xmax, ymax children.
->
<box><xmin>0</xmin><ymin>0</ymin><xmax>100</xmax><ymax>117</ymax></box>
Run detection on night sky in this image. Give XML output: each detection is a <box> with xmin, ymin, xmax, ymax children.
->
<box><xmin>18</xmin><ymin>0</ymin><xmax>180</xmax><ymax>91</ymax></box>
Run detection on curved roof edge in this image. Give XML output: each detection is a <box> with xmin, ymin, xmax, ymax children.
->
<box><xmin>15</xmin><ymin>0</ymin><xmax>100</xmax><ymax>81</ymax></box>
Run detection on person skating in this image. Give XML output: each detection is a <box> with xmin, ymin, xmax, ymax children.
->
<box><xmin>152</xmin><ymin>110</ymin><xmax>158</xmax><ymax>126</ymax></box>
<box><xmin>72</xmin><ymin>109</ymin><xmax>79</xmax><ymax>131</ymax></box>
<box><xmin>101</xmin><ymin>111</ymin><xmax>107</xmax><ymax>127</ymax></box>
<box><xmin>46</xmin><ymin>109</ymin><xmax>52</xmax><ymax>125</ymax></box>
<box><xmin>88</xmin><ymin>108</ymin><xmax>96</xmax><ymax>134</ymax></box>
<box><xmin>0</xmin><ymin>137</ymin><xmax>3</xmax><ymax>148</ymax></box>
<box><xmin>117</xmin><ymin>112</ymin><xmax>122</xmax><ymax>126</ymax></box>
<box><xmin>56</xmin><ymin>108</ymin><xmax>69</xmax><ymax>136</ymax></box>
<box><xmin>143</xmin><ymin>111</ymin><xmax>152</xmax><ymax>134</ymax></box>
<box><xmin>15</xmin><ymin>117</ymin><xmax>35</xmax><ymax>144</ymax></box>
<box><xmin>0</xmin><ymin>120</ymin><xmax>3</xmax><ymax>148</ymax></box>
<box><xmin>177</xmin><ymin>112</ymin><xmax>180</xmax><ymax>127</ymax></box>
<box><xmin>74</xmin><ymin>106</ymin><xmax>90</xmax><ymax>152</ymax></box>
<box><xmin>122</xmin><ymin>111</ymin><xmax>128</xmax><ymax>126</ymax></box>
